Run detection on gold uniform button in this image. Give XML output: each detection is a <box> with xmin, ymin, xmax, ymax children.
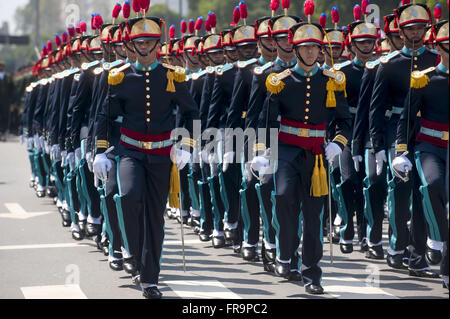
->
<box><xmin>146</xmin><ymin>79</ymin><xmax>150</xmax><ymax>83</ymax></box>
<box><xmin>414</xmin><ymin>57</ymin><xmax>418</xmax><ymax>61</ymax></box>
<box><xmin>307</xmin><ymin>85</ymin><xmax>311</xmax><ymax>89</ymax></box>
<box><xmin>146</xmin><ymin>118</ymin><xmax>150</xmax><ymax>122</ymax></box>
<box><xmin>306</xmin><ymin>78</ymin><xmax>310</xmax><ymax>82</ymax></box>
<box><xmin>146</xmin><ymin>110</ymin><xmax>150</xmax><ymax>114</ymax></box>
<box><xmin>306</xmin><ymin>101</ymin><xmax>310</xmax><ymax>105</ymax></box>
<box><xmin>305</xmin><ymin>108</ymin><xmax>310</xmax><ymax>112</ymax></box>
<box><xmin>145</xmin><ymin>72</ymin><xmax>150</xmax><ymax>76</ymax></box>
<box><xmin>414</xmin><ymin>65</ymin><xmax>418</xmax><ymax>68</ymax></box>
<box><xmin>306</xmin><ymin>93</ymin><xmax>310</xmax><ymax>97</ymax></box>
<box><xmin>146</xmin><ymin>87</ymin><xmax>150</xmax><ymax>91</ymax></box>
<box><xmin>147</xmin><ymin>102</ymin><xmax>150</xmax><ymax>106</ymax></box>
<box><xmin>305</xmin><ymin>116</ymin><xmax>309</xmax><ymax>120</ymax></box>
<box><xmin>146</xmin><ymin>95</ymin><xmax>150</xmax><ymax>99</ymax></box>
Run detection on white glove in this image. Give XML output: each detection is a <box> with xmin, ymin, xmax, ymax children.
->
<box><xmin>375</xmin><ymin>150</ymin><xmax>387</xmax><ymax>176</ymax></box>
<box><xmin>20</xmin><ymin>135</ymin><xmax>24</xmax><ymax>145</ymax></box>
<box><xmin>26</xmin><ymin>137</ymin><xmax>33</xmax><ymax>149</ymax></box>
<box><xmin>61</xmin><ymin>150</ymin><xmax>67</xmax><ymax>167</ymax></box>
<box><xmin>44</xmin><ymin>140</ymin><xmax>50</xmax><ymax>154</ymax></box>
<box><xmin>67</xmin><ymin>152</ymin><xmax>75</xmax><ymax>171</ymax></box>
<box><xmin>86</xmin><ymin>152</ymin><xmax>93</xmax><ymax>172</ymax></box>
<box><xmin>175</xmin><ymin>149</ymin><xmax>192</xmax><ymax>170</ymax></box>
<box><xmin>353</xmin><ymin>155</ymin><xmax>363</xmax><ymax>172</ymax></box>
<box><xmin>51</xmin><ymin>144</ymin><xmax>60</xmax><ymax>162</ymax></box>
<box><xmin>325</xmin><ymin>142</ymin><xmax>342</xmax><ymax>162</ymax></box>
<box><xmin>33</xmin><ymin>134</ymin><xmax>40</xmax><ymax>150</ymax></box>
<box><xmin>39</xmin><ymin>136</ymin><xmax>45</xmax><ymax>149</ymax></box>
<box><xmin>222</xmin><ymin>151</ymin><xmax>235</xmax><ymax>173</ymax></box>
<box><xmin>93</xmin><ymin>153</ymin><xmax>113</xmax><ymax>181</ymax></box>
<box><xmin>75</xmin><ymin>148</ymin><xmax>82</xmax><ymax>163</ymax></box>
<box><xmin>244</xmin><ymin>162</ymin><xmax>253</xmax><ymax>182</ymax></box>
<box><xmin>251</xmin><ymin>156</ymin><xmax>270</xmax><ymax>175</ymax></box>
<box><xmin>392</xmin><ymin>154</ymin><xmax>412</xmax><ymax>173</ymax></box>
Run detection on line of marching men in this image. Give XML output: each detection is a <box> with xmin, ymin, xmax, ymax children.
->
<box><xmin>20</xmin><ymin>0</ymin><xmax>448</xmax><ymax>299</ymax></box>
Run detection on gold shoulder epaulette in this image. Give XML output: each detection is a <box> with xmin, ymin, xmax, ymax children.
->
<box><xmin>266</xmin><ymin>69</ymin><xmax>292</xmax><ymax>94</ymax></box>
<box><xmin>108</xmin><ymin>63</ymin><xmax>131</xmax><ymax>86</ymax></box>
<box><xmin>323</xmin><ymin>69</ymin><xmax>347</xmax><ymax>108</ymax></box>
<box><xmin>411</xmin><ymin>66</ymin><xmax>435</xmax><ymax>89</ymax></box>
<box><xmin>162</xmin><ymin>63</ymin><xmax>186</xmax><ymax>83</ymax></box>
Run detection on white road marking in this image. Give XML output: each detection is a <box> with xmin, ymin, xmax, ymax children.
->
<box><xmin>165</xmin><ymin>280</ymin><xmax>242</xmax><ymax>299</ymax></box>
<box><xmin>0</xmin><ymin>202</ymin><xmax>55</xmax><ymax>220</ymax></box>
<box><xmin>164</xmin><ymin>239</ymin><xmax>203</xmax><ymax>246</ymax></box>
<box><xmin>0</xmin><ymin>242</ymin><xmax>94</xmax><ymax>251</ymax></box>
<box><xmin>323</xmin><ymin>276</ymin><xmax>398</xmax><ymax>299</ymax></box>
<box><xmin>21</xmin><ymin>284</ymin><xmax>88</xmax><ymax>299</ymax></box>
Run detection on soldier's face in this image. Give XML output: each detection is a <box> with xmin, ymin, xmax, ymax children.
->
<box><xmin>400</xmin><ymin>25</ymin><xmax>426</xmax><ymax>44</ymax></box>
<box><xmin>113</xmin><ymin>44</ymin><xmax>127</xmax><ymax>59</ymax></box>
<box><xmin>274</xmin><ymin>36</ymin><xmax>293</xmax><ymax>53</ymax></box>
<box><xmin>388</xmin><ymin>35</ymin><xmax>404</xmax><ymax>51</ymax></box>
<box><xmin>323</xmin><ymin>46</ymin><xmax>343</xmax><ymax>59</ymax></box>
<box><xmin>297</xmin><ymin>44</ymin><xmax>320</xmax><ymax>66</ymax></box>
<box><xmin>184</xmin><ymin>51</ymin><xmax>199</xmax><ymax>66</ymax></box>
<box><xmin>135</xmin><ymin>40</ymin><xmax>159</xmax><ymax>56</ymax></box>
<box><xmin>207</xmin><ymin>51</ymin><xmax>225</xmax><ymax>65</ymax></box>
<box><xmin>237</xmin><ymin>44</ymin><xmax>258</xmax><ymax>60</ymax></box>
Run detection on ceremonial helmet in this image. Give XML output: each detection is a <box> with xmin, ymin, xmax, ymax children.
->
<box><xmin>322</xmin><ymin>7</ymin><xmax>345</xmax><ymax>48</ymax></box>
<box><xmin>348</xmin><ymin>2</ymin><xmax>378</xmax><ymax>43</ymax></box>
<box><xmin>230</xmin><ymin>2</ymin><xmax>257</xmax><ymax>47</ymax></box>
<box><xmin>289</xmin><ymin>0</ymin><xmax>323</xmax><ymax>47</ymax></box>
<box><xmin>433</xmin><ymin>19</ymin><xmax>449</xmax><ymax>45</ymax></box>
<box><xmin>394</xmin><ymin>0</ymin><xmax>431</xmax><ymax>28</ymax></box>
<box><xmin>269</xmin><ymin>0</ymin><xmax>301</xmax><ymax>38</ymax></box>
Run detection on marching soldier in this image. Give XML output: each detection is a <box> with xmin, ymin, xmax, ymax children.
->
<box><xmin>246</xmin><ymin>0</ymin><xmax>299</xmax><ymax>272</ymax></box>
<box><xmin>252</xmin><ymin>0</ymin><xmax>352</xmax><ymax>294</ymax></box>
<box><xmin>392</xmin><ymin>19</ymin><xmax>448</xmax><ymax>282</ymax></box>
<box><xmin>369</xmin><ymin>1</ymin><xmax>440</xmax><ymax>277</ymax></box>
<box><xmin>93</xmin><ymin>9</ymin><xmax>199</xmax><ymax>299</ymax></box>
<box><xmin>352</xmin><ymin>13</ymin><xmax>405</xmax><ymax>261</ymax></box>
<box><xmin>333</xmin><ymin>4</ymin><xmax>378</xmax><ymax>256</ymax></box>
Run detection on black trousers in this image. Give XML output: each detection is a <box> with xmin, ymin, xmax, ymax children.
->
<box><xmin>240</xmin><ymin>164</ymin><xmax>261</xmax><ymax>246</ymax></box>
<box><xmin>81</xmin><ymin>165</ymin><xmax>102</xmax><ymax>219</ymax></box>
<box><xmin>274</xmin><ymin>148</ymin><xmax>324</xmax><ymax>285</ymax></box>
<box><xmin>337</xmin><ymin>146</ymin><xmax>366</xmax><ymax>242</ymax></box>
<box><xmin>364</xmin><ymin>148</ymin><xmax>387</xmax><ymax>246</ymax></box>
<box><xmin>117</xmin><ymin>156</ymin><xmax>171</xmax><ymax>285</ymax></box>
<box><xmin>256</xmin><ymin>173</ymin><xmax>276</xmax><ymax>246</ymax></box>
<box><xmin>221</xmin><ymin>162</ymin><xmax>241</xmax><ymax>225</ymax></box>
<box><xmin>199</xmin><ymin>163</ymin><xmax>214</xmax><ymax>231</ymax></box>
<box><xmin>414</xmin><ymin>148</ymin><xmax>449</xmax><ymax>246</ymax></box>
<box><xmin>387</xmin><ymin>147</ymin><xmax>423</xmax><ymax>253</ymax></box>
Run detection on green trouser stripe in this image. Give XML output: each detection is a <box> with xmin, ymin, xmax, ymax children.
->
<box><xmin>197</xmin><ymin>180</ymin><xmax>206</xmax><ymax>228</ymax></box>
<box><xmin>34</xmin><ymin>150</ymin><xmax>44</xmax><ymax>185</ymax></box>
<box><xmin>208</xmin><ymin>176</ymin><xmax>221</xmax><ymax>230</ymax></box>
<box><xmin>335</xmin><ymin>155</ymin><xmax>351</xmax><ymax>240</ymax></box>
<box><xmin>66</xmin><ymin>169</ymin><xmax>77</xmax><ymax>223</ymax></box>
<box><xmin>414</xmin><ymin>151</ymin><xmax>441</xmax><ymax>242</ymax></box>
<box><xmin>363</xmin><ymin>149</ymin><xmax>375</xmax><ymax>239</ymax></box>
<box><xmin>113</xmin><ymin>155</ymin><xmax>130</xmax><ymax>254</ymax></box>
<box><xmin>218</xmin><ymin>168</ymin><xmax>230</xmax><ymax>222</ymax></box>
<box><xmin>271</xmin><ymin>190</ymin><xmax>281</xmax><ymax>260</ymax></box>
<box><xmin>297</xmin><ymin>211</ymin><xmax>303</xmax><ymax>271</ymax></box>
<box><xmin>319</xmin><ymin>206</ymin><xmax>324</xmax><ymax>285</ymax></box>
<box><xmin>78</xmin><ymin>160</ymin><xmax>92</xmax><ymax>217</ymax></box>
<box><xmin>187</xmin><ymin>164</ymin><xmax>200</xmax><ymax>210</ymax></box>
<box><xmin>256</xmin><ymin>182</ymin><xmax>271</xmax><ymax>242</ymax></box>
<box><xmin>40</xmin><ymin>152</ymin><xmax>49</xmax><ymax>185</ymax></box>
<box><xmin>28</xmin><ymin>149</ymin><xmax>35</xmax><ymax>176</ymax></box>
<box><xmin>387</xmin><ymin>150</ymin><xmax>398</xmax><ymax>250</ymax></box>
<box><xmin>98</xmin><ymin>183</ymin><xmax>114</xmax><ymax>253</ymax></box>
<box><xmin>240</xmin><ymin>160</ymin><xmax>251</xmax><ymax>243</ymax></box>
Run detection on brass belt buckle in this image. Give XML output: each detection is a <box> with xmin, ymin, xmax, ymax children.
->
<box><xmin>298</xmin><ymin>128</ymin><xmax>309</xmax><ymax>137</ymax></box>
<box><xmin>442</xmin><ymin>131</ymin><xmax>449</xmax><ymax>141</ymax></box>
<box><xmin>141</xmin><ymin>141</ymin><xmax>152</xmax><ymax>149</ymax></box>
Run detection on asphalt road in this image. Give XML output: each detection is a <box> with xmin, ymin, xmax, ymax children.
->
<box><xmin>0</xmin><ymin>138</ymin><xmax>448</xmax><ymax>300</ymax></box>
